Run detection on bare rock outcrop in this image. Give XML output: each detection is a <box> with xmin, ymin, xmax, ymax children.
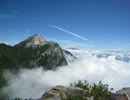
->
<box><xmin>110</xmin><ymin>87</ymin><xmax>130</xmax><ymax>100</ymax></box>
<box><xmin>40</xmin><ymin>85</ymin><xmax>93</xmax><ymax>100</ymax></box>
<box><xmin>20</xmin><ymin>34</ymin><xmax>47</xmax><ymax>48</ymax></box>
<box><xmin>110</xmin><ymin>93</ymin><xmax>128</xmax><ymax>100</ymax></box>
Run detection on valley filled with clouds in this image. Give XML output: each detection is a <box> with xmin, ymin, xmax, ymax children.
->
<box><xmin>1</xmin><ymin>49</ymin><xmax>130</xmax><ymax>99</ymax></box>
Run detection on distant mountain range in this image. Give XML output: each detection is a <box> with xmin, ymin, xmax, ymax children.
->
<box><xmin>64</xmin><ymin>46</ymin><xmax>79</xmax><ymax>50</ymax></box>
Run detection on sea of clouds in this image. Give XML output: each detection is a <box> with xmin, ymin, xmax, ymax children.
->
<box><xmin>1</xmin><ymin>49</ymin><xmax>130</xmax><ymax>99</ymax></box>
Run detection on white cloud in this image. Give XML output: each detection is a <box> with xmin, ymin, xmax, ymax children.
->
<box><xmin>1</xmin><ymin>50</ymin><xmax>130</xmax><ymax>99</ymax></box>
<box><xmin>0</xmin><ymin>41</ymin><xmax>8</xmax><ymax>45</ymax></box>
<box><xmin>49</xmin><ymin>25</ymin><xmax>93</xmax><ymax>43</ymax></box>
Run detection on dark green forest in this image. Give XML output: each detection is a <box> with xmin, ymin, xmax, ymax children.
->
<box><xmin>0</xmin><ymin>43</ymin><xmax>66</xmax><ymax>89</ymax></box>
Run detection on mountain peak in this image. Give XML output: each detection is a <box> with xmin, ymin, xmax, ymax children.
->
<box><xmin>19</xmin><ymin>34</ymin><xmax>47</xmax><ymax>47</ymax></box>
<box><xmin>31</xmin><ymin>34</ymin><xmax>41</xmax><ymax>37</ymax></box>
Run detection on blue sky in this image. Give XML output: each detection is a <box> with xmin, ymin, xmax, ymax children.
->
<box><xmin>0</xmin><ymin>0</ymin><xmax>130</xmax><ymax>50</ymax></box>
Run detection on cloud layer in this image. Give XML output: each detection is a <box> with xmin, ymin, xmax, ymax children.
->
<box><xmin>1</xmin><ymin>50</ymin><xmax>130</xmax><ymax>99</ymax></box>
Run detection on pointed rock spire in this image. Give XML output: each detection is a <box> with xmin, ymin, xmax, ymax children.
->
<box><xmin>19</xmin><ymin>34</ymin><xmax>47</xmax><ymax>47</ymax></box>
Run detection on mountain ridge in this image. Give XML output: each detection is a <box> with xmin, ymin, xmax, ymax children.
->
<box><xmin>0</xmin><ymin>34</ymin><xmax>75</xmax><ymax>90</ymax></box>
<box><xmin>0</xmin><ymin>34</ymin><xmax>70</xmax><ymax>70</ymax></box>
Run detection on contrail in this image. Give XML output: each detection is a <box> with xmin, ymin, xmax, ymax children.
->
<box><xmin>49</xmin><ymin>24</ymin><xmax>93</xmax><ymax>43</ymax></box>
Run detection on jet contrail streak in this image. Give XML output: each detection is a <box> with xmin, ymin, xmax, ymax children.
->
<box><xmin>49</xmin><ymin>24</ymin><xmax>93</xmax><ymax>43</ymax></box>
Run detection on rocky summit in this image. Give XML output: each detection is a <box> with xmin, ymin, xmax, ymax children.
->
<box><xmin>18</xmin><ymin>34</ymin><xmax>47</xmax><ymax>48</ymax></box>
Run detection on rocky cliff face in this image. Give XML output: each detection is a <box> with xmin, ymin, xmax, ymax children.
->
<box><xmin>0</xmin><ymin>34</ymin><xmax>69</xmax><ymax>70</ymax></box>
<box><xmin>17</xmin><ymin>34</ymin><xmax>47</xmax><ymax>48</ymax></box>
<box><xmin>110</xmin><ymin>87</ymin><xmax>130</xmax><ymax>100</ymax></box>
<box><xmin>110</xmin><ymin>93</ymin><xmax>128</xmax><ymax>100</ymax></box>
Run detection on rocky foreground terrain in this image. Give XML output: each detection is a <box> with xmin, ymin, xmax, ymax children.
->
<box><xmin>40</xmin><ymin>85</ymin><xmax>94</xmax><ymax>100</ymax></box>
<box><xmin>40</xmin><ymin>86</ymin><xmax>130</xmax><ymax>100</ymax></box>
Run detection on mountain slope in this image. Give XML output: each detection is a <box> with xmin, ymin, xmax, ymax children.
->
<box><xmin>0</xmin><ymin>34</ymin><xmax>68</xmax><ymax>70</ymax></box>
<box><xmin>0</xmin><ymin>34</ymin><xmax>74</xmax><ymax>90</ymax></box>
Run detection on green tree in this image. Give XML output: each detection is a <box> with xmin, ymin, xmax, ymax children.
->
<box><xmin>69</xmin><ymin>80</ymin><xmax>113</xmax><ymax>100</ymax></box>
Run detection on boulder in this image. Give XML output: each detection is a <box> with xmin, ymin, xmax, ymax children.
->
<box><xmin>40</xmin><ymin>85</ymin><xmax>93</xmax><ymax>100</ymax></box>
<box><xmin>110</xmin><ymin>93</ymin><xmax>128</xmax><ymax>100</ymax></box>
